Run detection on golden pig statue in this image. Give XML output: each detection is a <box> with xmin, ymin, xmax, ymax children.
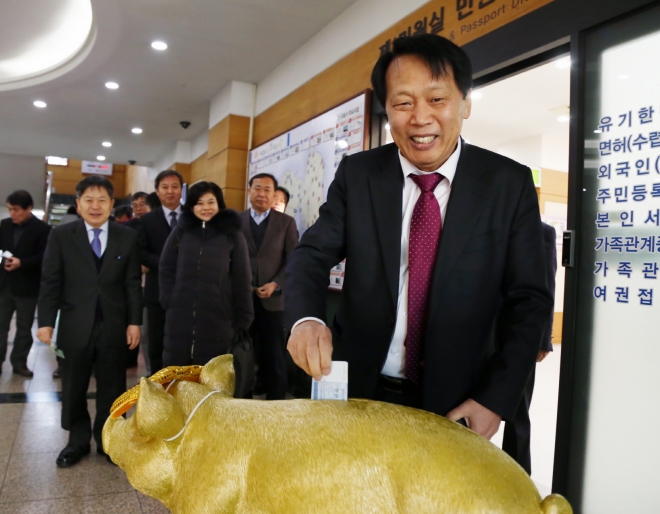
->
<box><xmin>103</xmin><ymin>355</ymin><xmax>572</xmax><ymax>514</ymax></box>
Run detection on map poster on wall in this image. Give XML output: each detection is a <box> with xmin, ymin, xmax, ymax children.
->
<box><xmin>248</xmin><ymin>92</ymin><xmax>368</xmax><ymax>236</ymax></box>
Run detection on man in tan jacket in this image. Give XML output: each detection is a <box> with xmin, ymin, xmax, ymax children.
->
<box><xmin>239</xmin><ymin>173</ymin><xmax>298</xmax><ymax>399</ymax></box>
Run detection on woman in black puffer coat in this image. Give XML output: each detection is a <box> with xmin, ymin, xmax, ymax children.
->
<box><xmin>159</xmin><ymin>181</ymin><xmax>253</xmax><ymax>366</ymax></box>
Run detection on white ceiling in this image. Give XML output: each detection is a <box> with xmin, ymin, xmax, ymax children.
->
<box><xmin>462</xmin><ymin>57</ymin><xmax>571</xmax><ymax>151</ymax></box>
<box><xmin>0</xmin><ymin>0</ymin><xmax>359</xmax><ymax>166</ymax></box>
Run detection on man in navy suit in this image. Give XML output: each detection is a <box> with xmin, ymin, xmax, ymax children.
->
<box><xmin>137</xmin><ymin>170</ymin><xmax>183</xmax><ymax>374</ymax></box>
<box><xmin>38</xmin><ymin>176</ymin><xmax>141</xmax><ymax>467</ymax></box>
<box><xmin>0</xmin><ymin>190</ymin><xmax>51</xmax><ymax>377</ymax></box>
<box><xmin>285</xmin><ymin>34</ymin><xmax>553</xmax><ymax>439</ymax></box>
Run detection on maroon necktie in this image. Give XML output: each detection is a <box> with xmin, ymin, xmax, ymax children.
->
<box><xmin>406</xmin><ymin>173</ymin><xmax>444</xmax><ymax>385</ymax></box>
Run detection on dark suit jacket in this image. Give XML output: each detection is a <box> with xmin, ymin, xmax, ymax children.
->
<box><xmin>136</xmin><ymin>207</ymin><xmax>173</xmax><ymax>305</ymax></box>
<box><xmin>38</xmin><ymin>220</ymin><xmax>142</xmax><ymax>350</ymax></box>
<box><xmin>284</xmin><ymin>142</ymin><xmax>554</xmax><ymax>421</ymax></box>
<box><xmin>541</xmin><ymin>222</ymin><xmax>558</xmax><ymax>352</ymax></box>
<box><xmin>0</xmin><ymin>215</ymin><xmax>51</xmax><ymax>298</ymax></box>
<box><xmin>239</xmin><ymin>209</ymin><xmax>299</xmax><ymax>311</ymax></box>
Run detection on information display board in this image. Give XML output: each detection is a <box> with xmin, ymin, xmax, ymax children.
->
<box><xmin>248</xmin><ymin>93</ymin><xmax>368</xmax><ymax>236</ymax></box>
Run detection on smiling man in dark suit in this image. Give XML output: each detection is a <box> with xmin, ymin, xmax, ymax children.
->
<box><xmin>240</xmin><ymin>173</ymin><xmax>298</xmax><ymax>400</ymax></box>
<box><xmin>136</xmin><ymin>170</ymin><xmax>183</xmax><ymax>374</ymax></box>
<box><xmin>285</xmin><ymin>34</ymin><xmax>553</xmax><ymax>439</ymax></box>
<box><xmin>37</xmin><ymin>175</ymin><xmax>142</xmax><ymax>468</ymax></box>
<box><xmin>0</xmin><ymin>190</ymin><xmax>51</xmax><ymax>377</ymax></box>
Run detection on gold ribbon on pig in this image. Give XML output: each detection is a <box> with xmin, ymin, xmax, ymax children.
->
<box><xmin>110</xmin><ymin>365</ymin><xmax>203</xmax><ymax>418</ymax></box>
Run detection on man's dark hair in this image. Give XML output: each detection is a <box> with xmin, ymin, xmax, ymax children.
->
<box><xmin>114</xmin><ymin>205</ymin><xmax>133</xmax><ymax>219</ymax></box>
<box><xmin>184</xmin><ymin>181</ymin><xmax>226</xmax><ymax>211</ymax></box>
<box><xmin>155</xmin><ymin>170</ymin><xmax>183</xmax><ymax>189</ymax></box>
<box><xmin>276</xmin><ymin>186</ymin><xmax>290</xmax><ymax>206</ymax></box>
<box><xmin>76</xmin><ymin>176</ymin><xmax>114</xmax><ymax>199</ymax></box>
<box><xmin>6</xmin><ymin>190</ymin><xmax>33</xmax><ymax>209</ymax></box>
<box><xmin>248</xmin><ymin>173</ymin><xmax>278</xmax><ymax>189</ymax></box>
<box><xmin>146</xmin><ymin>192</ymin><xmax>161</xmax><ymax>210</ymax></box>
<box><xmin>371</xmin><ymin>34</ymin><xmax>473</xmax><ymax>107</ymax></box>
<box><xmin>131</xmin><ymin>191</ymin><xmax>148</xmax><ymax>202</ymax></box>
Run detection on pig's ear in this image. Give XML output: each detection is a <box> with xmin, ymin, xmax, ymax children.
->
<box><xmin>199</xmin><ymin>354</ymin><xmax>235</xmax><ymax>396</ymax></box>
<box><xmin>135</xmin><ymin>378</ymin><xmax>185</xmax><ymax>440</ymax></box>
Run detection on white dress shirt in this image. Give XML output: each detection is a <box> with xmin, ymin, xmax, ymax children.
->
<box><xmin>84</xmin><ymin>220</ymin><xmax>109</xmax><ymax>256</ymax></box>
<box><xmin>250</xmin><ymin>207</ymin><xmax>271</xmax><ymax>225</ymax></box>
<box><xmin>162</xmin><ymin>205</ymin><xmax>182</xmax><ymax>227</ymax></box>
<box><xmin>380</xmin><ymin>139</ymin><xmax>461</xmax><ymax>378</ymax></box>
<box><xmin>292</xmin><ymin>140</ymin><xmax>463</xmax><ymax>379</ymax></box>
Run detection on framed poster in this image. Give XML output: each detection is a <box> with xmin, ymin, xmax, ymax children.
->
<box><xmin>249</xmin><ymin>91</ymin><xmax>369</xmax><ymax>237</ymax></box>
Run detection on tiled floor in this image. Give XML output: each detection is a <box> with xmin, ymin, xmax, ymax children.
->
<box><xmin>0</xmin><ymin>321</ymin><xmax>169</xmax><ymax>513</ymax></box>
<box><xmin>0</xmin><ymin>318</ymin><xmax>562</xmax><ymax>512</ymax></box>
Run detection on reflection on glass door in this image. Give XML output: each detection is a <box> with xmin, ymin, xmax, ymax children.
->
<box><xmin>560</xmin><ymin>4</ymin><xmax>660</xmax><ymax>512</ymax></box>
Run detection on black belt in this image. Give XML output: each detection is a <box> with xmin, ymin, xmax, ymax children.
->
<box><xmin>378</xmin><ymin>374</ymin><xmax>408</xmax><ymax>394</ymax></box>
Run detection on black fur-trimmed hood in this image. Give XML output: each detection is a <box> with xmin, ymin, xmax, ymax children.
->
<box><xmin>178</xmin><ymin>208</ymin><xmax>241</xmax><ymax>233</ymax></box>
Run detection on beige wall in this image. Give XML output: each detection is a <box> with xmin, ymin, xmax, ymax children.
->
<box><xmin>47</xmin><ymin>160</ymin><xmax>126</xmax><ymax>198</ymax></box>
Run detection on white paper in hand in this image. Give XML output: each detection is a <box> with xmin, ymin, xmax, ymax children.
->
<box><xmin>311</xmin><ymin>361</ymin><xmax>348</xmax><ymax>400</ymax></box>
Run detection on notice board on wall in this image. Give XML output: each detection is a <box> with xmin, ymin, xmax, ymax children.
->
<box><xmin>248</xmin><ymin>92</ymin><xmax>368</xmax><ymax>237</ymax></box>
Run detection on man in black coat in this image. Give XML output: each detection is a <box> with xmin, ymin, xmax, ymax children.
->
<box><xmin>136</xmin><ymin>171</ymin><xmax>183</xmax><ymax>374</ymax></box>
<box><xmin>37</xmin><ymin>176</ymin><xmax>142</xmax><ymax>468</ymax></box>
<box><xmin>502</xmin><ymin>221</ymin><xmax>558</xmax><ymax>474</ymax></box>
<box><xmin>0</xmin><ymin>190</ymin><xmax>51</xmax><ymax>377</ymax></box>
<box><xmin>285</xmin><ymin>34</ymin><xmax>553</xmax><ymax>439</ymax></box>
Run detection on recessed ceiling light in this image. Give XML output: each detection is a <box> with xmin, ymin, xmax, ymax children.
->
<box><xmin>471</xmin><ymin>91</ymin><xmax>483</xmax><ymax>99</ymax></box>
<box><xmin>132</xmin><ymin>127</ymin><xmax>143</xmax><ymax>134</ymax></box>
<box><xmin>105</xmin><ymin>81</ymin><xmax>119</xmax><ymax>89</ymax></box>
<box><xmin>151</xmin><ymin>41</ymin><xmax>168</xmax><ymax>51</ymax></box>
<box><xmin>102</xmin><ymin>141</ymin><xmax>112</xmax><ymax>147</ymax></box>
<box><xmin>97</xmin><ymin>155</ymin><xmax>106</xmax><ymax>161</ymax></box>
<box><xmin>618</xmin><ymin>74</ymin><xmax>630</xmax><ymax>80</ymax></box>
<box><xmin>555</xmin><ymin>57</ymin><xmax>571</xmax><ymax>69</ymax></box>
<box><xmin>33</xmin><ymin>100</ymin><xmax>47</xmax><ymax>108</ymax></box>
<box><xmin>594</xmin><ymin>129</ymin><xmax>602</xmax><ymax>134</ymax></box>
<box><xmin>557</xmin><ymin>115</ymin><xmax>570</xmax><ymax>122</ymax></box>
<box><xmin>384</xmin><ymin>122</ymin><xmax>390</xmax><ymax>130</ymax></box>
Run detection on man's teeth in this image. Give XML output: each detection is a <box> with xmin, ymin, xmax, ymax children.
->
<box><xmin>412</xmin><ymin>136</ymin><xmax>435</xmax><ymax>144</ymax></box>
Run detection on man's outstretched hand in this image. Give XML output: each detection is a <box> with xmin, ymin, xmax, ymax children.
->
<box><xmin>287</xmin><ymin>320</ymin><xmax>333</xmax><ymax>381</ymax></box>
<box><xmin>446</xmin><ymin>399</ymin><xmax>502</xmax><ymax>440</ymax></box>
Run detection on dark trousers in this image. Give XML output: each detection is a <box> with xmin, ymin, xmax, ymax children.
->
<box><xmin>251</xmin><ymin>297</ymin><xmax>287</xmax><ymax>400</ymax></box>
<box><xmin>0</xmin><ymin>284</ymin><xmax>38</xmax><ymax>369</ymax></box>
<box><xmin>146</xmin><ymin>302</ymin><xmax>166</xmax><ymax>374</ymax></box>
<box><xmin>502</xmin><ymin>366</ymin><xmax>536</xmax><ymax>474</ymax></box>
<box><xmin>61</xmin><ymin>321</ymin><xmax>127</xmax><ymax>449</ymax></box>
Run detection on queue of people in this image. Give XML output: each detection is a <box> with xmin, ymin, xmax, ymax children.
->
<box><xmin>4</xmin><ymin>33</ymin><xmax>555</xmax><ymax>479</ymax></box>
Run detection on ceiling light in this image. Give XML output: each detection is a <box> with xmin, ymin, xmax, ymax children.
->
<box><xmin>33</xmin><ymin>100</ymin><xmax>47</xmax><ymax>108</ymax></box>
<box><xmin>105</xmin><ymin>81</ymin><xmax>119</xmax><ymax>89</ymax></box>
<box><xmin>555</xmin><ymin>57</ymin><xmax>571</xmax><ymax>69</ymax></box>
<box><xmin>471</xmin><ymin>91</ymin><xmax>483</xmax><ymax>99</ymax></box>
<box><xmin>618</xmin><ymin>74</ymin><xmax>630</xmax><ymax>80</ymax></box>
<box><xmin>97</xmin><ymin>155</ymin><xmax>106</xmax><ymax>161</ymax></box>
<box><xmin>557</xmin><ymin>115</ymin><xmax>569</xmax><ymax>122</ymax></box>
<box><xmin>594</xmin><ymin>129</ymin><xmax>602</xmax><ymax>134</ymax></box>
<box><xmin>151</xmin><ymin>41</ymin><xmax>168</xmax><ymax>51</ymax></box>
<box><xmin>384</xmin><ymin>122</ymin><xmax>390</xmax><ymax>130</ymax></box>
<box><xmin>102</xmin><ymin>141</ymin><xmax>112</xmax><ymax>147</ymax></box>
<box><xmin>131</xmin><ymin>127</ymin><xmax>143</xmax><ymax>134</ymax></box>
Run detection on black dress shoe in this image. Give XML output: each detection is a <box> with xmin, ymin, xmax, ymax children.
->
<box><xmin>52</xmin><ymin>367</ymin><xmax>61</xmax><ymax>379</ymax></box>
<box><xmin>56</xmin><ymin>445</ymin><xmax>90</xmax><ymax>468</ymax></box>
<box><xmin>13</xmin><ymin>365</ymin><xmax>33</xmax><ymax>378</ymax></box>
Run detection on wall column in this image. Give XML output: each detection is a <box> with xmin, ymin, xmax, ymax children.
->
<box><xmin>200</xmin><ymin>81</ymin><xmax>255</xmax><ymax>210</ymax></box>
